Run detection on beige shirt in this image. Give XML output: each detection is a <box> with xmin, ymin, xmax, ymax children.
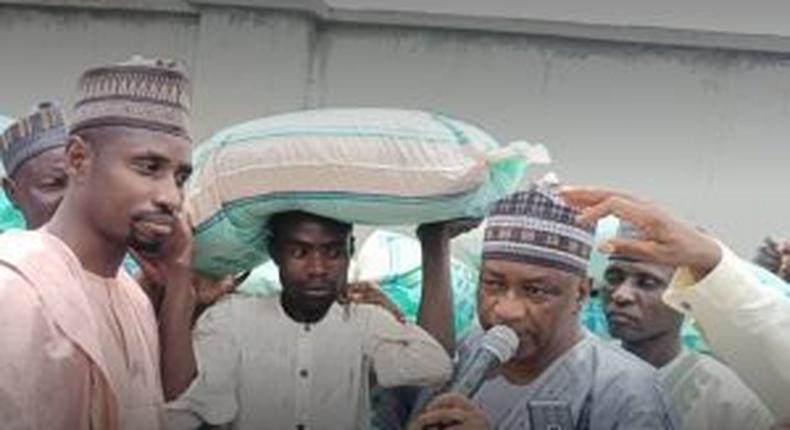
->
<box><xmin>0</xmin><ymin>230</ymin><xmax>163</xmax><ymax>430</ymax></box>
<box><xmin>167</xmin><ymin>294</ymin><xmax>452</xmax><ymax>430</ymax></box>
<box><xmin>659</xmin><ymin>348</ymin><xmax>774</xmax><ymax>429</ymax></box>
<box><xmin>664</xmin><ymin>242</ymin><xmax>790</xmax><ymax>421</ymax></box>
<box><xmin>82</xmin><ymin>271</ymin><xmax>165</xmax><ymax>429</ymax></box>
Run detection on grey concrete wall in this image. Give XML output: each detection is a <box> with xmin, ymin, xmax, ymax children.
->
<box><xmin>0</xmin><ymin>6</ymin><xmax>199</xmax><ymax>113</ymax></box>
<box><xmin>1</xmin><ymin>2</ymin><xmax>788</xmax><ymax>256</ymax></box>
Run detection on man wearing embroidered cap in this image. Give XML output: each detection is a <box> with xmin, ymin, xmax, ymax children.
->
<box><xmin>0</xmin><ymin>102</ymin><xmax>68</xmax><ymax>229</ymax></box>
<box><xmin>413</xmin><ymin>184</ymin><xmax>676</xmax><ymax>430</ymax></box>
<box><xmin>0</xmin><ymin>56</ymin><xmax>196</xmax><ymax>430</ymax></box>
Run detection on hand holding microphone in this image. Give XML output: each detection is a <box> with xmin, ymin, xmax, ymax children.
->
<box><xmin>411</xmin><ymin>325</ymin><xmax>519</xmax><ymax>430</ymax></box>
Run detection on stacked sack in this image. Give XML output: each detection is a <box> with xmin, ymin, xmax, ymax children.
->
<box><xmin>188</xmin><ymin>108</ymin><xmax>545</xmax><ymax>277</ymax></box>
<box><xmin>352</xmin><ymin>229</ymin><xmax>479</xmax><ymax>337</ymax></box>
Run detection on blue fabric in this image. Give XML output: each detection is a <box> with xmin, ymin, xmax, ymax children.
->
<box><xmin>459</xmin><ymin>329</ymin><xmax>677</xmax><ymax>429</ymax></box>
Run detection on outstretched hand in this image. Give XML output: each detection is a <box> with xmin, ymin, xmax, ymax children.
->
<box><xmin>559</xmin><ymin>186</ymin><xmax>722</xmax><ymax>279</ymax></box>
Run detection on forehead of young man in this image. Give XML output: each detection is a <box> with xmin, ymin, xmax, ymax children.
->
<box><xmin>269</xmin><ymin>211</ymin><xmax>352</xmax><ymax>244</ymax></box>
<box><xmin>71</xmin><ymin>126</ymin><xmax>192</xmax><ymax>187</ymax></box>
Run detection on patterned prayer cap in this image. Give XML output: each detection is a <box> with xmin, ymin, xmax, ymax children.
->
<box><xmin>483</xmin><ymin>183</ymin><xmax>595</xmax><ymax>277</ymax></box>
<box><xmin>70</xmin><ymin>55</ymin><xmax>191</xmax><ymax>140</ymax></box>
<box><xmin>0</xmin><ymin>102</ymin><xmax>68</xmax><ymax>177</ymax></box>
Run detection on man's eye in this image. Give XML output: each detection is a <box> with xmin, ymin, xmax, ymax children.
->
<box><xmin>603</xmin><ymin>268</ymin><xmax>625</xmax><ymax>287</ymax></box>
<box><xmin>325</xmin><ymin>246</ymin><xmax>345</xmax><ymax>259</ymax></box>
<box><xmin>637</xmin><ymin>275</ymin><xmax>664</xmax><ymax>290</ymax></box>
<box><xmin>522</xmin><ymin>284</ymin><xmax>549</xmax><ymax>297</ymax></box>
<box><xmin>134</xmin><ymin>160</ymin><xmax>160</xmax><ymax>174</ymax></box>
<box><xmin>289</xmin><ymin>247</ymin><xmax>307</xmax><ymax>258</ymax></box>
<box><xmin>175</xmin><ymin>171</ymin><xmax>190</xmax><ymax>188</ymax></box>
<box><xmin>481</xmin><ymin>278</ymin><xmax>505</xmax><ymax>291</ymax></box>
<box><xmin>40</xmin><ymin>176</ymin><xmax>67</xmax><ymax>189</ymax></box>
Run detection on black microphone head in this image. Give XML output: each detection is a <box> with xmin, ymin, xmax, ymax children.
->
<box><xmin>480</xmin><ymin>325</ymin><xmax>520</xmax><ymax>364</ymax></box>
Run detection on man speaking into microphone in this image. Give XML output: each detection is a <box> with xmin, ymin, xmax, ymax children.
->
<box><xmin>412</xmin><ymin>184</ymin><xmax>677</xmax><ymax>430</ymax></box>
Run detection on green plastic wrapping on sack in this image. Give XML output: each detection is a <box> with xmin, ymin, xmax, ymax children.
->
<box><xmin>0</xmin><ymin>116</ymin><xmax>26</xmax><ymax>232</ymax></box>
<box><xmin>189</xmin><ymin>108</ymin><xmax>537</xmax><ymax>277</ymax></box>
<box><xmin>0</xmin><ymin>189</ymin><xmax>25</xmax><ymax>232</ymax></box>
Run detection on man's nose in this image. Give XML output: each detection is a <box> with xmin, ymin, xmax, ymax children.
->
<box><xmin>610</xmin><ymin>281</ymin><xmax>637</xmax><ymax>305</ymax></box>
<box><xmin>305</xmin><ymin>251</ymin><xmax>330</xmax><ymax>278</ymax></box>
<box><xmin>153</xmin><ymin>177</ymin><xmax>182</xmax><ymax>214</ymax></box>
<box><xmin>491</xmin><ymin>291</ymin><xmax>526</xmax><ymax>324</ymax></box>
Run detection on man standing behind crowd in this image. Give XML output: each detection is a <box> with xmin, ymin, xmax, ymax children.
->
<box><xmin>0</xmin><ymin>56</ymin><xmax>197</xmax><ymax>429</ymax></box>
<box><xmin>603</xmin><ymin>222</ymin><xmax>773</xmax><ymax>429</ymax></box>
<box><xmin>167</xmin><ymin>210</ymin><xmax>454</xmax><ymax>430</ymax></box>
<box><xmin>0</xmin><ymin>102</ymin><xmax>68</xmax><ymax>229</ymax></box>
<box><xmin>412</xmin><ymin>185</ymin><xmax>676</xmax><ymax>430</ymax></box>
<box><xmin>561</xmin><ymin>186</ymin><xmax>790</xmax><ymax>424</ymax></box>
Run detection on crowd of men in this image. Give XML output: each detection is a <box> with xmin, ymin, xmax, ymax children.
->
<box><xmin>0</xmin><ymin>56</ymin><xmax>788</xmax><ymax>430</ymax></box>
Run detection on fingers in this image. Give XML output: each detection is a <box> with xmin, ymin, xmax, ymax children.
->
<box><xmin>413</xmin><ymin>393</ymin><xmax>485</xmax><ymax>429</ymax></box>
<box><xmin>193</xmin><ymin>274</ymin><xmax>236</xmax><ymax>305</ymax></box>
<box><xmin>448</xmin><ymin>217</ymin><xmax>484</xmax><ymax>237</ymax></box>
<box><xmin>598</xmin><ymin>238</ymin><xmax>660</xmax><ymax>262</ymax></box>
<box><xmin>129</xmin><ymin>249</ymin><xmax>164</xmax><ymax>285</ymax></box>
<box><xmin>558</xmin><ymin>186</ymin><xmax>635</xmax><ymax>209</ymax></box>
<box><xmin>345</xmin><ymin>281</ymin><xmax>378</xmax><ymax>299</ymax></box>
<box><xmin>575</xmin><ymin>195</ymin><xmax>654</xmax><ymax>232</ymax></box>
<box><xmin>425</xmin><ymin>393</ymin><xmax>477</xmax><ymax>412</ymax></box>
<box><xmin>344</xmin><ymin>281</ymin><xmax>405</xmax><ymax>323</ymax></box>
<box><xmin>413</xmin><ymin>408</ymin><xmax>464</xmax><ymax>428</ymax></box>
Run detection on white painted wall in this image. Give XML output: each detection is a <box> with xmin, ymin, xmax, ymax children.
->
<box><xmin>1</xmin><ymin>2</ymin><xmax>788</xmax><ymax>257</ymax></box>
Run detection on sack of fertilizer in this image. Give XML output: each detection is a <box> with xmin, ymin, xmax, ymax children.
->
<box><xmin>188</xmin><ymin>107</ymin><xmax>548</xmax><ymax>277</ymax></box>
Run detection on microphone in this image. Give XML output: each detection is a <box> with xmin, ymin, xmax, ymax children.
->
<box><xmin>448</xmin><ymin>325</ymin><xmax>520</xmax><ymax>398</ymax></box>
<box><xmin>419</xmin><ymin>325</ymin><xmax>519</xmax><ymax>430</ymax></box>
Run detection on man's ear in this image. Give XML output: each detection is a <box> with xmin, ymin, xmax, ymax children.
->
<box><xmin>574</xmin><ymin>277</ymin><xmax>592</xmax><ymax>313</ymax></box>
<box><xmin>2</xmin><ymin>177</ymin><xmax>20</xmax><ymax>209</ymax></box>
<box><xmin>65</xmin><ymin>135</ymin><xmax>92</xmax><ymax>182</ymax></box>
<box><xmin>268</xmin><ymin>239</ymin><xmax>280</xmax><ymax>266</ymax></box>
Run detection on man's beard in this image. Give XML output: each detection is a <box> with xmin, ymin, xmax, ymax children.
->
<box><xmin>127</xmin><ymin>210</ymin><xmax>176</xmax><ymax>255</ymax></box>
<box><xmin>128</xmin><ymin>233</ymin><xmax>163</xmax><ymax>255</ymax></box>
<box><xmin>281</xmin><ymin>282</ymin><xmax>339</xmax><ymax>323</ymax></box>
